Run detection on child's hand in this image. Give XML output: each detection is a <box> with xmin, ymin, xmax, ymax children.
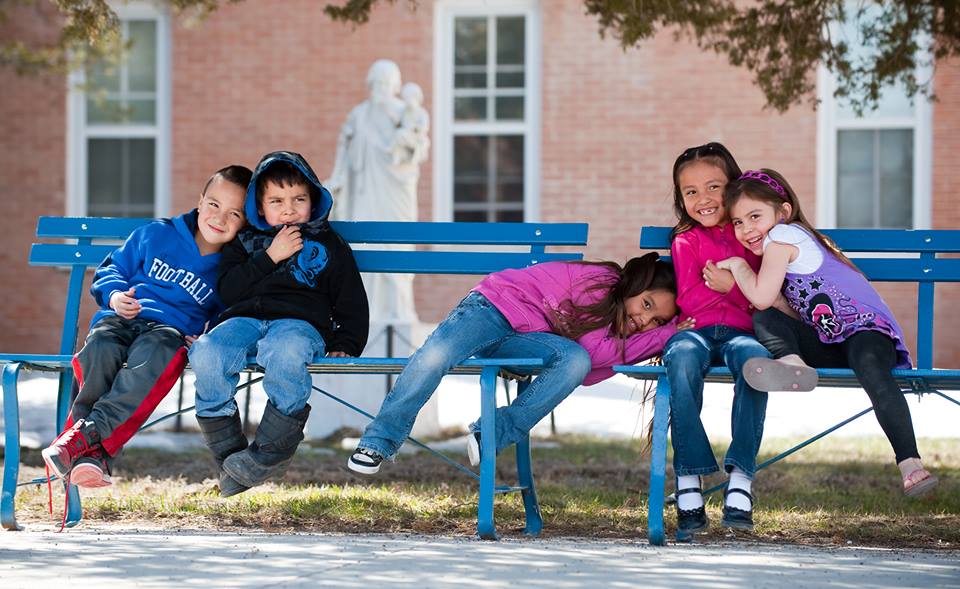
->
<box><xmin>184</xmin><ymin>335</ymin><xmax>198</xmax><ymax>348</ymax></box>
<box><xmin>326</xmin><ymin>351</ymin><xmax>353</xmax><ymax>358</ymax></box>
<box><xmin>110</xmin><ymin>287</ymin><xmax>141</xmax><ymax>319</ymax></box>
<box><xmin>703</xmin><ymin>260</ymin><xmax>736</xmax><ymax>293</ymax></box>
<box><xmin>677</xmin><ymin>317</ymin><xmax>697</xmax><ymax>331</ymax></box>
<box><xmin>266</xmin><ymin>225</ymin><xmax>304</xmax><ymax>263</ymax></box>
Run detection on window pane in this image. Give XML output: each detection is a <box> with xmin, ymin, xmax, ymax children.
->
<box><xmin>455</xmin><ymin>18</ymin><xmax>487</xmax><ymax>66</ymax></box>
<box><xmin>879</xmin><ymin>129</ymin><xmax>913</xmax><ymax>228</ymax></box>
<box><xmin>496</xmin><ymin>135</ymin><xmax>523</xmax><ymax>187</ymax></box>
<box><xmin>126</xmin><ymin>98</ymin><xmax>156</xmax><ymax>123</ymax></box>
<box><xmin>88</xmin><ymin>139</ymin><xmax>122</xmax><ymax>212</ymax></box>
<box><xmin>455</xmin><ymin>71</ymin><xmax>486</xmax><ymax>89</ymax></box>
<box><xmin>454</xmin><ymin>96</ymin><xmax>487</xmax><ymax>121</ymax></box>
<box><xmin>496</xmin><ymin>209</ymin><xmax>524</xmax><ymax>223</ymax></box>
<box><xmin>837</xmin><ymin>129</ymin><xmax>913</xmax><ymax>229</ymax></box>
<box><xmin>837</xmin><ymin>130</ymin><xmax>874</xmax><ymax>228</ymax></box>
<box><xmin>495</xmin><ymin>96</ymin><xmax>524</xmax><ymax>120</ymax></box>
<box><xmin>88</xmin><ymin>138</ymin><xmax>155</xmax><ymax>217</ymax></box>
<box><xmin>127</xmin><ymin>20</ymin><xmax>157</xmax><ymax>93</ymax></box>
<box><xmin>454</xmin><ymin>136</ymin><xmax>489</xmax><ymax>205</ymax></box>
<box><xmin>496</xmin><ymin>17</ymin><xmax>525</xmax><ymax>66</ymax></box>
<box><xmin>496</xmin><ymin>70</ymin><xmax>524</xmax><ymax>88</ymax></box>
<box><xmin>86</xmin><ymin>60</ymin><xmax>120</xmax><ymax>94</ymax></box>
<box><xmin>454</xmin><ymin>210</ymin><xmax>488</xmax><ymax>223</ymax></box>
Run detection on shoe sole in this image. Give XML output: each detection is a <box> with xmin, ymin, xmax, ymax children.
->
<box><xmin>743</xmin><ymin>358</ymin><xmax>818</xmax><ymax>392</ymax></box>
<box><xmin>466</xmin><ymin>434</ymin><xmax>480</xmax><ymax>467</ymax></box>
<box><xmin>70</xmin><ymin>463</ymin><xmax>112</xmax><ymax>488</ymax></box>
<box><xmin>347</xmin><ymin>457</ymin><xmax>380</xmax><ymax>475</ymax></box>
<box><xmin>905</xmin><ymin>474</ymin><xmax>939</xmax><ymax>498</ymax></box>
<box><xmin>720</xmin><ymin>517</ymin><xmax>754</xmax><ymax>531</ymax></box>
<box><xmin>40</xmin><ymin>447</ymin><xmax>69</xmax><ymax>480</ymax></box>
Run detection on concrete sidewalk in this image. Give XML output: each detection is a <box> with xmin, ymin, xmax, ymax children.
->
<box><xmin>1</xmin><ymin>527</ymin><xmax>958</xmax><ymax>588</ymax></box>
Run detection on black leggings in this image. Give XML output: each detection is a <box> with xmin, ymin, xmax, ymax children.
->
<box><xmin>753</xmin><ymin>308</ymin><xmax>920</xmax><ymax>463</ymax></box>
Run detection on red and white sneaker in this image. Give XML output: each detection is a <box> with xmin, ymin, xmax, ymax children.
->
<box><xmin>70</xmin><ymin>448</ymin><xmax>112</xmax><ymax>488</ymax></box>
<box><xmin>41</xmin><ymin>419</ymin><xmax>101</xmax><ymax>480</ymax></box>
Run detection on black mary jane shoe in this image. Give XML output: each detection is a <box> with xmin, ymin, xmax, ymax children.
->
<box><xmin>721</xmin><ymin>487</ymin><xmax>755</xmax><ymax>530</ymax></box>
<box><xmin>675</xmin><ymin>487</ymin><xmax>709</xmax><ymax>535</ymax></box>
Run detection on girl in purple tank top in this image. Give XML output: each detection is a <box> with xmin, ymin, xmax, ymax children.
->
<box><xmin>715</xmin><ymin>168</ymin><xmax>938</xmax><ymax>499</ymax></box>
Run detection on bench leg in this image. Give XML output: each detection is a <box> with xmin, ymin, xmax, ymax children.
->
<box><xmin>2</xmin><ymin>363</ymin><xmax>24</xmax><ymax>530</ymax></box>
<box><xmin>55</xmin><ymin>369</ymin><xmax>82</xmax><ymax>528</ymax></box>
<box><xmin>477</xmin><ymin>366</ymin><xmax>499</xmax><ymax>540</ymax></box>
<box><xmin>647</xmin><ymin>375</ymin><xmax>671</xmax><ymax>546</ymax></box>
<box><xmin>513</xmin><ymin>380</ymin><xmax>543</xmax><ymax>536</ymax></box>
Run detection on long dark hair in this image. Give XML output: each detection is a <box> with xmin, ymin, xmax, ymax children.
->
<box><xmin>670</xmin><ymin>142</ymin><xmax>742</xmax><ymax>240</ymax></box>
<box><xmin>723</xmin><ymin>168</ymin><xmax>862</xmax><ymax>273</ymax></box>
<box><xmin>550</xmin><ymin>252</ymin><xmax>677</xmax><ymax>341</ymax></box>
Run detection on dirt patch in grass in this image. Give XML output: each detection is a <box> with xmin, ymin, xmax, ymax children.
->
<box><xmin>10</xmin><ymin>436</ymin><xmax>959</xmax><ymax>548</ymax></box>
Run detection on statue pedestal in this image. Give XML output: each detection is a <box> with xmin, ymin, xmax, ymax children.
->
<box><xmin>306</xmin><ymin>320</ymin><xmax>439</xmax><ymax>440</ymax></box>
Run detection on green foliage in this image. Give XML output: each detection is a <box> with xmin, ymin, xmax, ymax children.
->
<box><xmin>4</xmin><ymin>1</ymin><xmax>958</xmax><ymax>113</ymax></box>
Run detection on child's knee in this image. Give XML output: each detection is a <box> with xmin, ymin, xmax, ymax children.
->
<box><xmin>189</xmin><ymin>336</ymin><xmax>228</xmax><ymax>371</ymax></box>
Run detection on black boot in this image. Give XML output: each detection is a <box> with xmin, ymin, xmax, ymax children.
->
<box><xmin>196</xmin><ymin>413</ymin><xmax>250</xmax><ymax>497</ymax></box>
<box><xmin>222</xmin><ymin>402</ymin><xmax>311</xmax><ymax>489</ymax></box>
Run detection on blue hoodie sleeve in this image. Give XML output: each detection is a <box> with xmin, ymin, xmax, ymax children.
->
<box><xmin>90</xmin><ymin>224</ymin><xmax>149</xmax><ymax>309</ymax></box>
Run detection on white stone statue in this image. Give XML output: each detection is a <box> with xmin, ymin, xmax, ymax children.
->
<box><xmin>327</xmin><ymin>60</ymin><xmax>430</xmax><ymax>323</ymax></box>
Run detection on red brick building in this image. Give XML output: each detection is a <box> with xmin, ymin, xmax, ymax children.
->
<box><xmin>2</xmin><ymin>1</ymin><xmax>958</xmax><ymax>366</ymax></box>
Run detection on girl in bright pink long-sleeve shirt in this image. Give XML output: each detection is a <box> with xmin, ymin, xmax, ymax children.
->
<box><xmin>664</xmin><ymin>142</ymin><xmax>777</xmax><ymax>537</ymax></box>
<box><xmin>347</xmin><ymin>253</ymin><xmax>685</xmax><ymax>476</ymax></box>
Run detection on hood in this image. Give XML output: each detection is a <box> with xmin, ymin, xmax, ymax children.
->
<box><xmin>172</xmin><ymin>209</ymin><xmax>204</xmax><ymax>252</ymax></box>
<box><xmin>245</xmin><ymin>151</ymin><xmax>334</xmax><ymax>231</ymax></box>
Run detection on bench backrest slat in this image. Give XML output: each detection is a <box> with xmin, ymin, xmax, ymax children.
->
<box><xmin>30</xmin><ymin>216</ymin><xmax>588</xmax><ymax>359</ymax></box>
<box><xmin>30</xmin><ymin>244</ymin><xmax>585</xmax><ymax>274</ymax></box>
<box><xmin>36</xmin><ymin>217</ymin><xmax>590</xmax><ymax>247</ymax></box>
<box><xmin>640</xmin><ymin>225</ymin><xmax>960</xmax><ymax>371</ymax></box>
<box><xmin>639</xmin><ymin>226</ymin><xmax>960</xmax><ymax>253</ymax></box>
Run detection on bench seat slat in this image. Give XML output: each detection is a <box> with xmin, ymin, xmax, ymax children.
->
<box><xmin>613</xmin><ymin>365</ymin><xmax>960</xmax><ymax>390</ymax></box>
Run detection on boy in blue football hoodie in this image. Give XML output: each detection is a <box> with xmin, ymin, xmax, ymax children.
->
<box><xmin>41</xmin><ymin>165</ymin><xmax>252</xmax><ymax>489</ymax></box>
<box><xmin>189</xmin><ymin>151</ymin><xmax>368</xmax><ymax>497</ymax></box>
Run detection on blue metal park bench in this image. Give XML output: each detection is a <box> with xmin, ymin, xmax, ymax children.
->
<box><xmin>1</xmin><ymin>216</ymin><xmax>589</xmax><ymax>539</ymax></box>
<box><xmin>615</xmin><ymin>226</ymin><xmax>960</xmax><ymax>546</ymax></box>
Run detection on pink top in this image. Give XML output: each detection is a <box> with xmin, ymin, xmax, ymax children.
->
<box><xmin>473</xmin><ymin>261</ymin><xmax>676</xmax><ymax>385</ymax></box>
<box><xmin>671</xmin><ymin>223</ymin><xmax>761</xmax><ymax>332</ymax></box>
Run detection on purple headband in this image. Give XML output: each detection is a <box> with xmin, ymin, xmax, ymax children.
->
<box><xmin>739</xmin><ymin>170</ymin><xmax>787</xmax><ymax>198</ymax></box>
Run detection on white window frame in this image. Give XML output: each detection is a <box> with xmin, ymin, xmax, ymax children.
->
<box><xmin>433</xmin><ymin>0</ymin><xmax>541</xmax><ymax>222</ymax></box>
<box><xmin>66</xmin><ymin>1</ymin><xmax>171</xmax><ymax>218</ymax></box>
<box><xmin>815</xmin><ymin>48</ymin><xmax>933</xmax><ymax>229</ymax></box>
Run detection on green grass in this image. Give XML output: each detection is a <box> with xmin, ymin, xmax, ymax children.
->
<box><xmin>10</xmin><ymin>435</ymin><xmax>959</xmax><ymax>547</ymax></box>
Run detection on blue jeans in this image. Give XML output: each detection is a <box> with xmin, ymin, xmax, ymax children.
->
<box><xmin>359</xmin><ymin>292</ymin><xmax>592</xmax><ymax>459</ymax></box>
<box><xmin>663</xmin><ymin>325</ymin><xmax>770</xmax><ymax>478</ymax></box>
<box><xmin>189</xmin><ymin>317</ymin><xmax>325</xmax><ymax>418</ymax></box>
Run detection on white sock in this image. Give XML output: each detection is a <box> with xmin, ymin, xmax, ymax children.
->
<box><xmin>676</xmin><ymin>475</ymin><xmax>704</xmax><ymax>510</ymax></box>
<box><xmin>726</xmin><ymin>468</ymin><xmax>753</xmax><ymax>511</ymax></box>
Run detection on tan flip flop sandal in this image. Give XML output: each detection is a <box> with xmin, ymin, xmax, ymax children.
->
<box><xmin>743</xmin><ymin>357</ymin><xmax>818</xmax><ymax>392</ymax></box>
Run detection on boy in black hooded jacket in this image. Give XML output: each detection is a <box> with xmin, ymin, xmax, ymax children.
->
<box><xmin>189</xmin><ymin>151</ymin><xmax>369</xmax><ymax>496</ymax></box>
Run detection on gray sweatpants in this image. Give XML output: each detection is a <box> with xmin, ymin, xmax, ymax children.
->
<box><xmin>67</xmin><ymin>315</ymin><xmax>187</xmax><ymax>456</ymax></box>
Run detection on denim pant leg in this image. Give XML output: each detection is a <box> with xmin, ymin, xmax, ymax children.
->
<box><xmin>256</xmin><ymin>319</ymin><xmax>325</xmax><ymax>416</ymax></box>
<box><xmin>719</xmin><ymin>330</ymin><xmax>770</xmax><ymax>478</ymax></box>
<box><xmin>189</xmin><ymin>317</ymin><xmax>263</xmax><ymax>418</ymax></box>
<box><xmin>663</xmin><ymin>329</ymin><xmax>718</xmax><ymax>476</ymax></box>
<box><xmin>468</xmin><ymin>332</ymin><xmax>592</xmax><ymax>454</ymax></box>
<box><xmin>359</xmin><ymin>292</ymin><xmax>514</xmax><ymax>459</ymax></box>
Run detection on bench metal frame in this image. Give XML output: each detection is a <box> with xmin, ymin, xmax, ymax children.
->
<box><xmin>1</xmin><ymin>217</ymin><xmax>589</xmax><ymax>538</ymax></box>
<box><xmin>615</xmin><ymin>226</ymin><xmax>960</xmax><ymax>546</ymax></box>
